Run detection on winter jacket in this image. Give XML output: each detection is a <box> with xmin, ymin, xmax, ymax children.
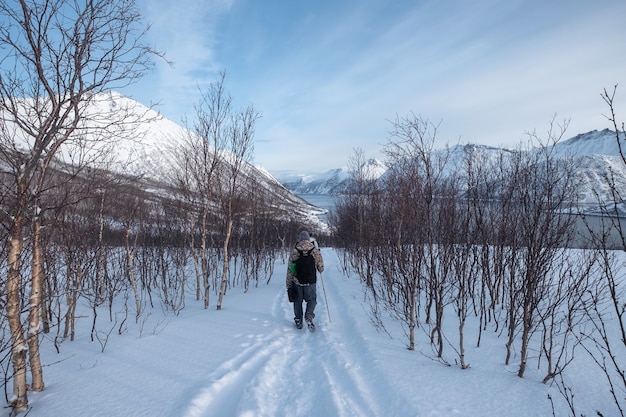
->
<box><xmin>286</xmin><ymin>239</ymin><xmax>324</xmax><ymax>288</ymax></box>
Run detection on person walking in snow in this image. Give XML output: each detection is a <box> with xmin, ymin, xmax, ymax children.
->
<box><xmin>286</xmin><ymin>230</ymin><xmax>324</xmax><ymax>330</ymax></box>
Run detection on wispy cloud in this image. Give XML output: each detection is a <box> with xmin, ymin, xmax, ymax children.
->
<box><xmin>130</xmin><ymin>0</ymin><xmax>626</xmax><ymax>172</ymax></box>
<box><xmin>135</xmin><ymin>0</ymin><xmax>234</xmax><ymax>121</ymax></box>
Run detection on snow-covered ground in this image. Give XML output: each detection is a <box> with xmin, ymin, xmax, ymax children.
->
<box><xmin>14</xmin><ymin>248</ymin><xmax>615</xmax><ymax>417</ymax></box>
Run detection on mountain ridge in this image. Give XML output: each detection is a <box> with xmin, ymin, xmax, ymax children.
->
<box><xmin>270</xmin><ymin>158</ymin><xmax>387</xmax><ymax>195</ymax></box>
<box><xmin>274</xmin><ymin>129</ymin><xmax>626</xmax><ymax>204</ymax></box>
<box><xmin>1</xmin><ymin>91</ymin><xmax>327</xmax><ymax>228</ymax></box>
<box><xmin>21</xmin><ymin>92</ymin><xmax>623</xmax><ymax>218</ymax></box>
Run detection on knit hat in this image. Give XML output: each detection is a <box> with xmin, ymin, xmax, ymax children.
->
<box><xmin>298</xmin><ymin>230</ymin><xmax>310</xmax><ymax>241</ymax></box>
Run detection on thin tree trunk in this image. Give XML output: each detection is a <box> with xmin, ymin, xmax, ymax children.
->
<box><xmin>188</xmin><ymin>215</ymin><xmax>201</xmax><ymax>301</ymax></box>
<box><xmin>40</xmin><ymin>250</ymin><xmax>50</xmax><ymax>335</ymax></box>
<box><xmin>434</xmin><ymin>298</ymin><xmax>444</xmax><ymax>358</ymax></box>
<box><xmin>505</xmin><ymin>268</ymin><xmax>517</xmax><ymax>366</ymax></box>
<box><xmin>217</xmin><ymin>219</ymin><xmax>233</xmax><ymax>310</ymax></box>
<box><xmin>126</xmin><ymin>226</ymin><xmax>141</xmax><ymax>320</ymax></box>
<box><xmin>200</xmin><ymin>202</ymin><xmax>212</xmax><ymax>309</ymax></box>
<box><xmin>459</xmin><ymin>313</ymin><xmax>469</xmax><ymax>369</ymax></box>
<box><xmin>518</xmin><ymin>303</ymin><xmax>531</xmax><ymax>378</ymax></box>
<box><xmin>63</xmin><ymin>269</ymin><xmax>79</xmax><ymax>341</ymax></box>
<box><xmin>28</xmin><ymin>218</ymin><xmax>45</xmax><ymax>391</ymax></box>
<box><xmin>96</xmin><ymin>190</ymin><xmax>107</xmax><ymax>304</ymax></box>
<box><xmin>408</xmin><ymin>281</ymin><xmax>416</xmax><ymax>350</ymax></box>
<box><xmin>7</xmin><ymin>215</ymin><xmax>28</xmax><ymax>412</ymax></box>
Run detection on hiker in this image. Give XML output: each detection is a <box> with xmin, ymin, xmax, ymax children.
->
<box><xmin>286</xmin><ymin>230</ymin><xmax>324</xmax><ymax>330</ymax></box>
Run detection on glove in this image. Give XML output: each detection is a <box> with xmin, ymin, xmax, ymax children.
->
<box><xmin>287</xmin><ymin>285</ymin><xmax>297</xmax><ymax>303</ymax></box>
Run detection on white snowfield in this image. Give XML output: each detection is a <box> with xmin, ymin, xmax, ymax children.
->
<box><xmin>181</xmin><ymin>285</ymin><xmax>402</xmax><ymax>417</ymax></box>
<box><xmin>19</xmin><ymin>248</ymin><xmax>608</xmax><ymax>417</ymax></box>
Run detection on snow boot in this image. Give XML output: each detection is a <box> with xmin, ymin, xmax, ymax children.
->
<box><xmin>306</xmin><ymin>318</ymin><xmax>315</xmax><ymax>332</ymax></box>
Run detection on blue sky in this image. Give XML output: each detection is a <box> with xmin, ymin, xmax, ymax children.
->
<box><xmin>128</xmin><ymin>0</ymin><xmax>626</xmax><ymax>173</ymax></box>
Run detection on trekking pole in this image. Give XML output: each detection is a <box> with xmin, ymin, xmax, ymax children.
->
<box><xmin>319</xmin><ymin>271</ymin><xmax>331</xmax><ymax>323</ymax></box>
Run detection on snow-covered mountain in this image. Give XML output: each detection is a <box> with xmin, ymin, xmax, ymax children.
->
<box><xmin>109</xmin><ymin>93</ymin><xmax>327</xmax><ymax>221</ymax></box>
<box><xmin>21</xmin><ymin>91</ymin><xmax>624</xmax><ymax>218</ymax></box>
<box><xmin>2</xmin><ymin>92</ymin><xmax>324</xmax><ymax>224</ymax></box>
<box><xmin>272</xmin><ymin>168</ymin><xmax>350</xmax><ymax>195</ymax></box>
<box><xmin>271</xmin><ymin>158</ymin><xmax>387</xmax><ymax>195</ymax></box>
<box><xmin>552</xmin><ymin>128</ymin><xmax>625</xmax><ymax>157</ymax></box>
<box><xmin>276</xmin><ymin>129</ymin><xmax>626</xmax><ymax>214</ymax></box>
<box><xmin>108</xmin><ymin>96</ymin><xmax>623</xmax><ymax>216</ymax></box>
<box><xmin>551</xmin><ymin>129</ymin><xmax>626</xmax><ymax>210</ymax></box>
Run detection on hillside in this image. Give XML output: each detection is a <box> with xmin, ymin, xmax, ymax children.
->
<box><xmin>275</xmin><ymin>129</ymin><xmax>626</xmax><ymax>214</ymax></box>
<box><xmin>1</xmin><ymin>91</ymin><xmax>325</xmax><ymax>228</ymax></box>
<box><xmin>271</xmin><ymin>158</ymin><xmax>387</xmax><ymax>195</ymax></box>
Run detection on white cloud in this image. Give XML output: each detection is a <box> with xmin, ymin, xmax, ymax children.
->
<box><xmin>128</xmin><ymin>0</ymin><xmax>626</xmax><ymax>172</ymax></box>
<box><xmin>133</xmin><ymin>0</ymin><xmax>235</xmax><ymax>120</ymax></box>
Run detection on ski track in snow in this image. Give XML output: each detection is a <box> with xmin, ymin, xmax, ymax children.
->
<box><xmin>180</xmin><ymin>269</ymin><xmax>412</xmax><ymax>417</ymax></box>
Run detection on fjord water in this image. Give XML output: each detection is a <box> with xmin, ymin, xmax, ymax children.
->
<box><xmin>297</xmin><ymin>194</ymin><xmax>626</xmax><ymax>250</ymax></box>
<box><xmin>298</xmin><ymin>194</ymin><xmax>337</xmax><ymax>223</ymax></box>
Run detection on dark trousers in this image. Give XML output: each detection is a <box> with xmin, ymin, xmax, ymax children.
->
<box><xmin>293</xmin><ymin>284</ymin><xmax>317</xmax><ymax>322</ymax></box>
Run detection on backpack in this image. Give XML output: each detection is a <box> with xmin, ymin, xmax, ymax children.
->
<box><xmin>294</xmin><ymin>248</ymin><xmax>317</xmax><ymax>284</ymax></box>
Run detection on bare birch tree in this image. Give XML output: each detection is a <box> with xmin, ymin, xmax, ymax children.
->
<box><xmin>0</xmin><ymin>0</ymin><xmax>160</xmax><ymax>411</ymax></box>
<box><xmin>571</xmin><ymin>86</ymin><xmax>626</xmax><ymax>416</ymax></box>
<box><xmin>216</xmin><ymin>104</ymin><xmax>258</xmax><ymax>310</ymax></box>
<box><xmin>513</xmin><ymin>124</ymin><xmax>579</xmax><ymax>378</ymax></box>
<box><xmin>337</xmin><ymin>148</ymin><xmax>381</xmax><ymax>289</ymax></box>
<box><xmin>170</xmin><ymin>73</ymin><xmax>230</xmax><ymax>309</ymax></box>
<box><xmin>347</xmin><ymin>115</ymin><xmax>445</xmax><ymax>351</ymax></box>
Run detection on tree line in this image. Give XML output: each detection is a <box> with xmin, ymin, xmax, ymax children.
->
<box><xmin>333</xmin><ymin>110</ymin><xmax>626</xmax><ymax>416</ymax></box>
<box><xmin>0</xmin><ymin>1</ymin><xmax>322</xmax><ymax>413</ymax></box>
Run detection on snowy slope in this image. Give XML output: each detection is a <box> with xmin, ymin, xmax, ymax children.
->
<box><xmin>278</xmin><ymin>130</ymin><xmax>626</xmax><ymax>214</ymax></box>
<box><xmin>16</xmin><ymin>92</ymin><xmax>326</xmax><ymax>222</ymax></box>
<box><xmin>17</xmin><ymin>248</ymin><xmax>615</xmax><ymax>417</ymax></box>
<box><xmin>552</xmin><ymin>128</ymin><xmax>625</xmax><ymax>158</ymax></box>
<box><xmin>551</xmin><ymin>130</ymin><xmax>626</xmax><ymax>208</ymax></box>
<box><xmin>272</xmin><ymin>159</ymin><xmax>387</xmax><ymax>195</ymax></box>
<box><xmin>101</xmin><ymin>93</ymin><xmax>327</xmax><ymax>220</ymax></box>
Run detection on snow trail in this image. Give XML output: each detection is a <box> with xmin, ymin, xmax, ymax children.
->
<box><xmin>181</xmin><ymin>253</ymin><xmax>414</xmax><ymax>417</ymax></box>
<box><xmin>23</xmin><ymin>247</ymin><xmax>580</xmax><ymax>417</ymax></box>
